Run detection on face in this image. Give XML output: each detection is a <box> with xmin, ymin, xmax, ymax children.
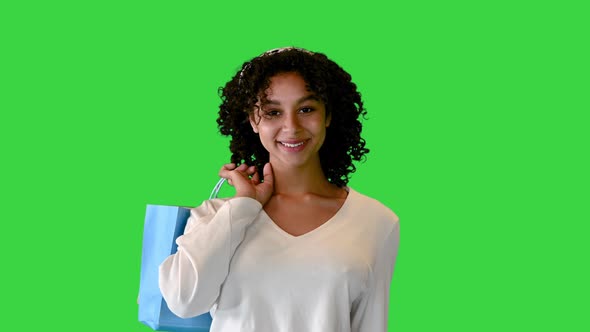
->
<box><xmin>249</xmin><ymin>72</ymin><xmax>331</xmax><ymax>170</ymax></box>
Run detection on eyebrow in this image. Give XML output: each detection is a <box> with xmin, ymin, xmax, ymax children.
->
<box><xmin>261</xmin><ymin>94</ymin><xmax>320</xmax><ymax>106</ymax></box>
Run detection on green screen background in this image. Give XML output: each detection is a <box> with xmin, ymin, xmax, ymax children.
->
<box><xmin>1</xmin><ymin>1</ymin><xmax>588</xmax><ymax>331</ymax></box>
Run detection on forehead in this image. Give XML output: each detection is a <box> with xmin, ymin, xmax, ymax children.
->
<box><xmin>269</xmin><ymin>71</ymin><xmax>307</xmax><ymax>88</ymax></box>
<box><xmin>261</xmin><ymin>72</ymin><xmax>311</xmax><ymax>98</ymax></box>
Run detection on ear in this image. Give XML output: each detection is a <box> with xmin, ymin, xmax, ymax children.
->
<box><xmin>249</xmin><ymin>112</ymin><xmax>259</xmax><ymax>133</ymax></box>
<box><xmin>326</xmin><ymin>111</ymin><xmax>332</xmax><ymax>128</ymax></box>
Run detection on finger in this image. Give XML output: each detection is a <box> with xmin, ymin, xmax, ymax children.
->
<box><xmin>218</xmin><ymin>169</ymin><xmax>241</xmax><ymax>184</ymax></box>
<box><xmin>219</xmin><ymin>163</ymin><xmax>237</xmax><ymax>178</ymax></box>
<box><xmin>225</xmin><ymin>164</ymin><xmax>253</xmax><ymax>189</ymax></box>
<box><xmin>222</xmin><ymin>163</ymin><xmax>236</xmax><ymax>170</ymax></box>
<box><xmin>262</xmin><ymin>163</ymin><xmax>274</xmax><ymax>186</ymax></box>
<box><xmin>218</xmin><ymin>168</ymin><xmax>231</xmax><ymax>179</ymax></box>
<box><xmin>251</xmin><ymin>170</ymin><xmax>260</xmax><ymax>185</ymax></box>
<box><xmin>219</xmin><ymin>169</ymin><xmax>241</xmax><ymax>187</ymax></box>
<box><xmin>234</xmin><ymin>164</ymin><xmax>254</xmax><ymax>179</ymax></box>
<box><xmin>225</xmin><ymin>164</ymin><xmax>249</xmax><ymax>180</ymax></box>
<box><xmin>219</xmin><ymin>163</ymin><xmax>246</xmax><ymax>176</ymax></box>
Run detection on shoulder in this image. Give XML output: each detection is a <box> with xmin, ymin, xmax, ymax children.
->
<box><xmin>189</xmin><ymin>196</ymin><xmax>262</xmax><ymax>220</ymax></box>
<box><xmin>347</xmin><ymin>187</ymin><xmax>400</xmax><ymax>233</ymax></box>
<box><xmin>189</xmin><ymin>197</ymin><xmax>232</xmax><ymax>218</ymax></box>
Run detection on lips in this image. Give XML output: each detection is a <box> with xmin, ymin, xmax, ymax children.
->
<box><xmin>280</xmin><ymin>141</ymin><xmax>305</xmax><ymax>148</ymax></box>
<box><xmin>277</xmin><ymin>139</ymin><xmax>309</xmax><ymax>151</ymax></box>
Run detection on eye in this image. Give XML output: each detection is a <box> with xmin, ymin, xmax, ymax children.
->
<box><xmin>262</xmin><ymin>110</ymin><xmax>280</xmax><ymax>118</ymax></box>
<box><xmin>299</xmin><ymin>107</ymin><xmax>314</xmax><ymax>114</ymax></box>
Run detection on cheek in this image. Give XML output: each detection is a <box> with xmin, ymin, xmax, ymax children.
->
<box><xmin>257</xmin><ymin>124</ymin><xmax>279</xmax><ymax>145</ymax></box>
<box><xmin>314</xmin><ymin>121</ymin><xmax>329</xmax><ymax>136</ymax></box>
<box><xmin>257</xmin><ymin>123</ymin><xmax>275</xmax><ymax>135</ymax></box>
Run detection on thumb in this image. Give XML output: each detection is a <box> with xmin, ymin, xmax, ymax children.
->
<box><xmin>262</xmin><ymin>163</ymin><xmax>274</xmax><ymax>188</ymax></box>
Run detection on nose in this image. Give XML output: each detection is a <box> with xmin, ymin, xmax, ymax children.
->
<box><xmin>281</xmin><ymin>111</ymin><xmax>302</xmax><ymax>133</ymax></box>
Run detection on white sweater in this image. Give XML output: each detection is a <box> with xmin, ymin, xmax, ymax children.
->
<box><xmin>159</xmin><ymin>187</ymin><xmax>400</xmax><ymax>332</ymax></box>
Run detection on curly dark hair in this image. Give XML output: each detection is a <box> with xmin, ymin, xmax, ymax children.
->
<box><xmin>216</xmin><ymin>47</ymin><xmax>369</xmax><ymax>187</ymax></box>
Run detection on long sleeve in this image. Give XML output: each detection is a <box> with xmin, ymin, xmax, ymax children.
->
<box><xmin>351</xmin><ymin>220</ymin><xmax>400</xmax><ymax>332</ymax></box>
<box><xmin>158</xmin><ymin>197</ymin><xmax>262</xmax><ymax>318</ymax></box>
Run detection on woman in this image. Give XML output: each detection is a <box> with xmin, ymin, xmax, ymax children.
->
<box><xmin>159</xmin><ymin>47</ymin><xmax>400</xmax><ymax>331</ymax></box>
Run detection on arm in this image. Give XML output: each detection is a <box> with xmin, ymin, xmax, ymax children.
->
<box><xmin>158</xmin><ymin>197</ymin><xmax>262</xmax><ymax>318</ymax></box>
<box><xmin>351</xmin><ymin>221</ymin><xmax>400</xmax><ymax>331</ymax></box>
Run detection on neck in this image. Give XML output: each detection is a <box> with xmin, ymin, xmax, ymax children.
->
<box><xmin>268</xmin><ymin>158</ymin><xmax>335</xmax><ymax>196</ymax></box>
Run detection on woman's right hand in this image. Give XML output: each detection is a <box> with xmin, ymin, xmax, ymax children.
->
<box><xmin>218</xmin><ymin>162</ymin><xmax>274</xmax><ymax>205</ymax></box>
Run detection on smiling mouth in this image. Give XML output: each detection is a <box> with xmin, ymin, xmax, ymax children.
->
<box><xmin>279</xmin><ymin>141</ymin><xmax>305</xmax><ymax>148</ymax></box>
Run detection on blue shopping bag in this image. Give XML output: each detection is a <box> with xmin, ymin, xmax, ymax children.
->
<box><xmin>138</xmin><ymin>179</ymin><xmax>226</xmax><ymax>331</ymax></box>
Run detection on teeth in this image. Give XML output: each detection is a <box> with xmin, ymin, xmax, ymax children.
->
<box><xmin>281</xmin><ymin>141</ymin><xmax>304</xmax><ymax>148</ymax></box>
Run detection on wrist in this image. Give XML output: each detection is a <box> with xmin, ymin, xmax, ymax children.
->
<box><xmin>230</xmin><ymin>196</ymin><xmax>263</xmax><ymax>209</ymax></box>
<box><xmin>235</xmin><ymin>192</ymin><xmax>256</xmax><ymax>200</ymax></box>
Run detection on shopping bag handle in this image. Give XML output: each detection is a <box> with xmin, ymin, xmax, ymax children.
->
<box><xmin>209</xmin><ymin>178</ymin><xmax>227</xmax><ymax>200</ymax></box>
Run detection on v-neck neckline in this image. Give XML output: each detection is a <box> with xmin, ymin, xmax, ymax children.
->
<box><xmin>260</xmin><ymin>187</ymin><xmax>354</xmax><ymax>240</ymax></box>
